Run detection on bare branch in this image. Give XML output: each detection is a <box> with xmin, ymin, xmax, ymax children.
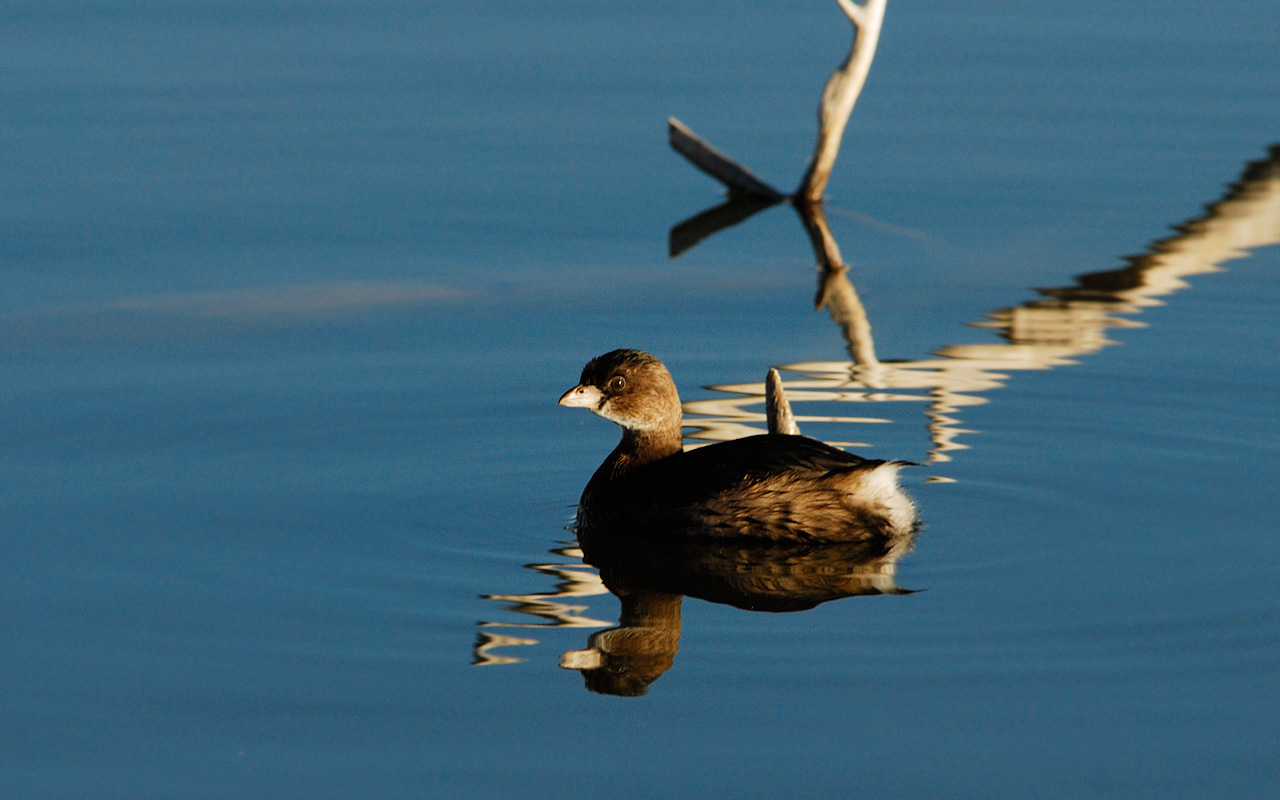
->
<box><xmin>766</xmin><ymin>368</ymin><xmax>802</xmax><ymax>435</ymax></box>
<box><xmin>835</xmin><ymin>0</ymin><xmax>867</xmax><ymax>27</ymax></box>
<box><xmin>796</xmin><ymin>0</ymin><xmax>887</xmax><ymax>201</ymax></box>
<box><xmin>668</xmin><ymin>117</ymin><xmax>786</xmax><ymax>201</ymax></box>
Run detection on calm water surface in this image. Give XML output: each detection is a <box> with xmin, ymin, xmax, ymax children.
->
<box><xmin>3</xmin><ymin>1</ymin><xmax>1279</xmax><ymax>797</ymax></box>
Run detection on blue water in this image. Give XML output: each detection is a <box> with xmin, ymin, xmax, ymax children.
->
<box><xmin>3</xmin><ymin>1</ymin><xmax>1279</xmax><ymax>797</ymax></box>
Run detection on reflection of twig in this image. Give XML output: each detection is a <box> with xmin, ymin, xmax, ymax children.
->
<box><xmin>472</xmin><ymin>632</ymin><xmax>538</xmax><ymax>666</ymax></box>
<box><xmin>800</xmin><ymin>203</ymin><xmax>880</xmax><ymax>368</ymax></box>
<box><xmin>669</xmin><ymin>195</ymin><xmax>779</xmax><ymax>258</ymax></box>
<box><xmin>473</xmin><ymin>546</ymin><xmax>611</xmax><ymax>665</ymax></box>
<box><xmin>479</xmin><ymin>559</ymin><xmax>610</xmax><ymax>629</ymax></box>
<box><xmin>683</xmin><ymin>381</ymin><xmax>893</xmax><ymax>448</ymax></box>
<box><xmin>951</xmin><ymin>144</ymin><xmax>1280</xmax><ymax>351</ymax></box>
<box><xmin>1045</xmin><ymin>144</ymin><xmax>1280</xmax><ymax>308</ymax></box>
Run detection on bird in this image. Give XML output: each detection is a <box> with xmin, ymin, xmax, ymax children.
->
<box><xmin>558</xmin><ymin>349</ymin><xmax>916</xmax><ymax>542</ymax></box>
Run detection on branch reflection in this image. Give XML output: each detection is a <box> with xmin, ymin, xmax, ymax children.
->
<box><xmin>473</xmin><ymin>544</ymin><xmax>610</xmax><ymax>666</ymax></box>
<box><xmin>683</xmin><ymin>145</ymin><xmax>1280</xmax><ymax>463</ymax></box>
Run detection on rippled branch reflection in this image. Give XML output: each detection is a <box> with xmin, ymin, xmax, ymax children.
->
<box><xmin>685</xmin><ymin>145</ymin><xmax>1280</xmax><ymax>465</ymax></box>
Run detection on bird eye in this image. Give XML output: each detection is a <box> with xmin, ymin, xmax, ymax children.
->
<box><xmin>608</xmin><ymin>375</ymin><xmax>626</xmax><ymax>392</ymax></box>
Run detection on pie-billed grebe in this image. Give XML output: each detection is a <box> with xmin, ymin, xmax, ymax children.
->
<box><xmin>559</xmin><ymin>349</ymin><xmax>916</xmax><ymax>541</ymax></box>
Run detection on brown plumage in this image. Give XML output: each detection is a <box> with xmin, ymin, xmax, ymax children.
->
<box><xmin>559</xmin><ymin>349</ymin><xmax>916</xmax><ymax>542</ymax></box>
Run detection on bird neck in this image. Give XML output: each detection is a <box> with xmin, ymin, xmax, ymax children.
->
<box><xmin>621</xmin><ymin>422</ymin><xmax>682</xmax><ymax>461</ymax></box>
<box><xmin>591</xmin><ymin>416</ymin><xmax>683</xmax><ymax>483</ymax></box>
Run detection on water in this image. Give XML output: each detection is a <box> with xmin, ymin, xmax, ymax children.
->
<box><xmin>3</xmin><ymin>1</ymin><xmax>1279</xmax><ymax>797</ymax></box>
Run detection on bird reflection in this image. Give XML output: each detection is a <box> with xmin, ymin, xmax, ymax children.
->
<box><xmin>565</xmin><ymin>529</ymin><xmax>915</xmax><ymax>696</ymax></box>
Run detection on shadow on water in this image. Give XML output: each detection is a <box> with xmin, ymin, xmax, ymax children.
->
<box><xmin>477</xmin><ymin>0</ymin><xmax>1280</xmax><ymax>688</ymax></box>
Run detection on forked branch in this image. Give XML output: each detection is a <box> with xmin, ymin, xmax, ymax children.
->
<box><xmin>668</xmin><ymin>1</ymin><xmax>887</xmax><ymax>205</ymax></box>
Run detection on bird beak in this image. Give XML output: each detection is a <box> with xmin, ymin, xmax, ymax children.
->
<box><xmin>558</xmin><ymin>384</ymin><xmax>603</xmax><ymax>409</ymax></box>
<box><xmin>560</xmin><ymin>647</ymin><xmax>604</xmax><ymax>670</ymax></box>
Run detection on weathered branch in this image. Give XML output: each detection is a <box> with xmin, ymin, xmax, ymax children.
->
<box><xmin>835</xmin><ymin>0</ymin><xmax>868</xmax><ymax>27</ymax></box>
<box><xmin>668</xmin><ymin>1</ymin><xmax>888</xmax><ymax>260</ymax></box>
<box><xmin>796</xmin><ymin>0</ymin><xmax>887</xmax><ymax>201</ymax></box>
<box><xmin>766</xmin><ymin>368</ymin><xmax>801</xmax><ymax>435</ymax></box>
<box><xmin>668</xmin><ymin>117</ymin><xmax>787</xmax><ymax>201</ymax></box>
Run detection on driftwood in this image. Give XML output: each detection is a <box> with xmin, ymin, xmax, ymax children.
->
<box><xmin>765</xmin><ymin>367</ymin><xmax>801</xmax><ymax>435</ymax></box>
<box><xmin>798</xmin><ymin>0</ymin><xmax>887</xmax><ymax>201</ymax></box>
<box><xmin>668</xmin><ymin>0</ymin><xmax>886</xmax><ymax>208</ymax></box>
<box><xmin>668</xmin><ymin>1</ymin><xmax>888</xmax><ymax>366</ymax></box>
<box><xmin>668</xmin><ymin>118</ymin><xmax>786</xmax><ymax>202</ymax></box>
